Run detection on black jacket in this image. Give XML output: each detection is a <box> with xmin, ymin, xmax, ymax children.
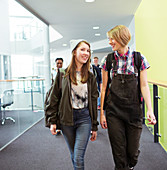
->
<box><xmin>45</xmin><ymin>71</ymin><xmax>99</xmax><ymax>131</ymax></box>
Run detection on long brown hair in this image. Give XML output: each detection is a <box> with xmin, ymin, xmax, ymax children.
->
<box><xmin>66</xmin><ymin>41</ymin><xmax>91</xmax><ymax>85</ymax></box>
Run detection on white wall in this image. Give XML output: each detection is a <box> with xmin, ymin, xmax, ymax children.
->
<box><xmin>128</xmin><ymin>16</ymin><xmax>136</xmax><ymax>51</ymax></box>
<box><xmin>0</xmin><ymin>0</ymin><xmax>10</xmax><ymax>55</ymax></box>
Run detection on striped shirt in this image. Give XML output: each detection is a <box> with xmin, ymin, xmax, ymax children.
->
<box><xmin>101</xmin><ymin>48</ymin><xmax>150</xmax><ymax>77</ymax></box>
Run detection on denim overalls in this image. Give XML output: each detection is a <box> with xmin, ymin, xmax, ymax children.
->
<box><xmin>106</xmin><ymin>65</ymin><xmax>143</xmax><ymax>170</ymax></box>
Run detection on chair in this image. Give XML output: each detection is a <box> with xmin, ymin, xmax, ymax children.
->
<box><xmin>0</xmin><ymin>89</ymin><xmax>15</xmax><ymax>125</ymax></box>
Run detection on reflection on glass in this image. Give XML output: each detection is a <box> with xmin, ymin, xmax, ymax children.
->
<box><xmin>0</xmin><ymin>0</ymin><xmax>48</xmax><ymax>150</ymax></box>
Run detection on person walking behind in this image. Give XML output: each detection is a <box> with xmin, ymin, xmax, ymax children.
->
<box><xmin>92</xmin><ymin>57</ymin><xmax>102</xmax><ymax>110</ymax></box>
<box><xmin>93</xmin><ymin>56</ymin><xmax>100</xmax><ymax>68</ymax></box>
<box><xmin>45</xmin><ymin>39</ymin><xmax>99</xmax><ymax>170</ymax></box>
<box><xmin>51</xmin><ymin>57</ymin><xmax>64</xmax><ymax>84</ymax></box>
<box><xmin>100</xmin><ymin>25</ymin><xmax>156</xmax><ymax>170</ymax></box>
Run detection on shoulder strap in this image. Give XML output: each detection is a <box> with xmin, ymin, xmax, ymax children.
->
<box><xmin>103</xmin><ymin>52</ymin><xmax>115</xmax><ymax>110</ymax></box>
<box><xmin>106</xmin><ymin>52</ymin><xmax>115</xmax><ymax>84</ymax></box>
<box><xmin>134</xmin><ymin>51</ymin><xmax>142</xmax><ymax>103</ymax></box>
<box><xmin>106</xmin><ymin>52</ymin><xmax>114</xmax><ymax>72</ymax></box>
<box><xmin>134</xmin><ymin>51</ymin><xmax>141</xmax><ymax>70</ymax></box>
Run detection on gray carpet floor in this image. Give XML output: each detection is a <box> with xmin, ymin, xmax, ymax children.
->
<box><xmin>0</xmin><ymin>110</ymin><xmax>44</xmax><ymax>150</ymax></box>
<box><xmin>0</xmin><ymin>118</ymin><xmax>167</xmax><ymax>170</ymax></box>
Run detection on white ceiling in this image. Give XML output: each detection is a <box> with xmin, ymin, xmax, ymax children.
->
<box><xmin>16</xmin><ymin>0</ymin><xmax>142</xmax><ymax>53</ymax></box>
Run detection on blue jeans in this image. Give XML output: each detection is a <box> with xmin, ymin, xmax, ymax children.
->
<box><xmin>61</xmin><ymin>108</ymin><xmax>91</xmax><ymax>170</ymax></box>
<box><xmin>98</xmin><ymin>97</ymin><xmax>101</xmax><ymax>107</ymax></box>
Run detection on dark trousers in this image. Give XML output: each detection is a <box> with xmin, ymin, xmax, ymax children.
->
<box><xmin>106</xmin><ymin>113</ymin><xmax>142</xmax><ymax>170</ymax></box>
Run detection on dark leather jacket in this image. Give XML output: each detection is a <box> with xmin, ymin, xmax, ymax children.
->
<box><xmin>45</xmin><ymin>71</ymin><xmax>99</xmax><ymax>131</ymax></box>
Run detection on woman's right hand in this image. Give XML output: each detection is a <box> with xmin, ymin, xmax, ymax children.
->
<box><xmin>50</xmin><ymin>124</ymin><xmax>57</xmax><ymax>135</ymax></box>
<box><xmin>100</xmin><ymin>111</ymin><xmax>108</xmax><ymax>129</ymax></box>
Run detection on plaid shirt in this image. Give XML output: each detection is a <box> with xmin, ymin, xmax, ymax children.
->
<box><xmin>101</xmin><ymin>48</ymin><xmax>150</xmax><ymax>77</ymax></box>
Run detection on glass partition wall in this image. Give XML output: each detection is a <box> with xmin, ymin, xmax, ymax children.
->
<box><xmin>0</xmin><ymin>0</ymin><xmax>49</xmax><ymax>150</ymax></box>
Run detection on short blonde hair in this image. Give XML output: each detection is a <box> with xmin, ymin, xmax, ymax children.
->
<box><xmin>107</xmin><ymin>25</ymin><xmax>131</xmax><ymax>47</ymax></box>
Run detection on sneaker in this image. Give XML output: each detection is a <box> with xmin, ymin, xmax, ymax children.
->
<box><xmin>129</xmin><ymin>167</ymin><xmax>134</xmax><ymax>170</ymax></box>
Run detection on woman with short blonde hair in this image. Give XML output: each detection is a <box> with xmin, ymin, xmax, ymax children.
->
<box><xmin>100</xmin><ymin>25</ymin><xmax>156</xmax><ymax>170</ymax></box>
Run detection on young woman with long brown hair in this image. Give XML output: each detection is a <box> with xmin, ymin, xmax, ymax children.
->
<box><xmin>46</xmin><ymin>39</ymin><xmax>99</xmax><ymax>170</ymax></box>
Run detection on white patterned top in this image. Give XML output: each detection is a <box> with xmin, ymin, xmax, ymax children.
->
<box><xmin>71</xmin><ymin>71</ymin><xmax>88</xmax><ymax>109</ymax></box>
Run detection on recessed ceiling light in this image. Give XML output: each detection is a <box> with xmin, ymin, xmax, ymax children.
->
<box><xmin>85</xmin><ymin>0</ymin><xmax>95</xmax><ymax>2</ymax></box>
<box><xmin>95</xmin><ymin>33</ymin><xmax>100</xmax><ymax>36</ymax></box>
<box><xmin>93</xmin><ymin>26</ymin><xmax>99</xmax><ymax>30</ymax></box>
<box><xmin>62</xmin><ymin>44</ymin><xmax>67</xmax><ymax>47</ymax></box>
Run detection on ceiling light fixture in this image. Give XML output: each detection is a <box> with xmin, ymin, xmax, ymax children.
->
<box><xmin>62</xmin><ymin>44</ymin><xmax>67</xmax><ymax>47</ymax></box>
<box><xmin>95</xmin><ymin>33</ymin><xmax>100</xmax><ymax>36</ymax></box>
<box><xmin>85</xmin><ymin>0</ymin><xmax>95</xmax><ymax>2</ymax></box>
<box><xmin>93</xmin><ymin>26</ymin><xmax>99</xmax><ymax>30</ymax></box>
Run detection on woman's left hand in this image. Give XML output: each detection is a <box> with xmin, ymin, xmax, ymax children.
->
<box><xmin>90</xmin><ymin>131</ymin><xmax>97</xmax><ymax>141</ymax></box>
<box><xmin>147</xmin><ymin>110</ymin><xmax>157</xmax><ymax>125</ymax></box>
